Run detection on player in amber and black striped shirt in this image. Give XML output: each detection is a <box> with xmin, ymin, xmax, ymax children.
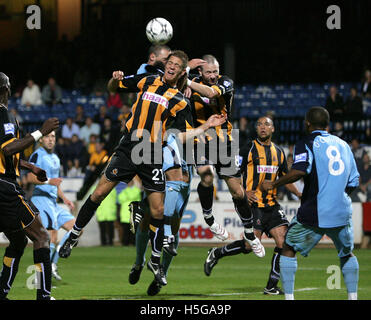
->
<box><xmin>0</xmin><ymin>72</ymin><xmax>60</xmax><ymax>300</ymax></box>
<box><xmin>203</xmin><ymin>116</ymin><xmax>301</xmax><ymax>295</ymax></box>
<box><xmin>187</xmin><ymin>55</ymin><xmax>265</xmax><ymax>258</ymax></box>
<box><xmin>60</xmin><ymin>51</ymin><xmax>198</xmax><ymax>287</ymax></box>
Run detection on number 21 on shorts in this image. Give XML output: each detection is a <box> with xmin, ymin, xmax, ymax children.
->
<box><xmin>152</xmin><ymin>168</ymin><xmax>164</xmax><ymax>181</ymax></box>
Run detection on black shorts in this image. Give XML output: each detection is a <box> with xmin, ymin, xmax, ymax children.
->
<box><xmin>194</xmin><ymin>139</ymin><xmax>241</xmax><ymax>179</ymax></box>
<box><xmin>104</xmin><ymin>149</ymin><xmax>165</xmax><ymax>193</ymax></box>
<box><xmin>252</xmin><ymin>204</ymin><xmax>289</xmax><ymax>237</ymax></box>
<box><xmin>0</xmin><ymin>177</ymin><xmax>39</xmax><ymax>233</ymax></box>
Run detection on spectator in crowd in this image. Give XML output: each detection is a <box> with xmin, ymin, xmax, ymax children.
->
<box><xmin>118</xmin><ymin>103</ymin><xmax>131</xmax><ymax>123</ymax></box>
<box><xmin>361</xmin><ymin>69</ymin><xmax>371</xmax><ymax>98</ymax></box>
<box><xmin>62</xmin><ymin>117</ymin><xmax>80</xmax><ymax>141</ymax></box>
<box><xmin>94</xmin><ymin>105</ymin><xmax>110</xmax><ymax>125</ymax></box>
<box><xmin>358</xmin><ymin>152</ymin><xmax>371</xmax><ymax>201</ymax></box>
<box><xmin>54</xmin><ymin>137</ymin><xmax>69</xmax><ymax>176</ymax></box>
<box><xmin>364</xmin><ymin>128</ymin><xmax>371</xmax><ymax>145</ymax></box>
<box><xmin>42</xmin><ymin>77</ymin><xmax>63</xmax><ymax>106</ymax></box>
<box><xmin>107</xmin><ymin>91</ymin><xmax>123</xmax><ymax>109</ymax></box>
<box><xmin>87</xmin><ymin>134</ymin><xmax>98</xmax><ymax>155</ymax></box>
<box><xmin>350</xmin><ymin>138</ymin><xmax>367</xmax><ymax>169</ymax></box>
<box><xmin>332</xmin><ymin>121</ymin><xmax>345</xmax><ymax>140</ymax></box>
<box><xmin>79</xmin><ymin>116</ymin><xmax>101</xmax><ymax>145</ymax></box>
<box><xmin>9</xmin><ymin>108</ymin><xmax>23</xmax><ymax>129</ymax></box>
<box><xmin>66</xmin><ymin>134</ymin><xmax>86</xmax><ymax>177</ymax></box>
<box><xmin>325</xmin><ymin>85</ymin><xmax>344</xmax><ymax>120</ymax></box>
<box><xmin>96</xmin><ymin>187</ymin><xmax>117</xmax><ymax>246</ymax></box>
<box><xmin>118</xmin><ymin>180</ymin><xmax>141</xmax><ymax>246</ymax></box>
<box><xmin>344</xmin><ymin>87</ymin><xmax>363</xmax><ymax>120</ymax></box>
<box><xmin>100</xmin><ymin>117</ymin><xmax>120</xmax><ymax>155</ymax></box>
<box><xmin>74</xmin><ymin>104</ymin><xmax>86</xmax><ymax>127</ymax></box>
<box><xmin>83</xmin><ymin>141</ymin><xmax>108</xmax><ymax>183</ymax></box>
<box><xmin>21</xmin><ymin>79</ymin><xmax>42</xmax><ymax>107</ymax></box>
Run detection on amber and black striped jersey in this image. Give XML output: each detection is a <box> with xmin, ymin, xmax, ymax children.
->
<box><xmin>116</xmin><ymin>74</ymin><xmax>188</xmax><ymax>148</ymax></box>
<box><xmin>240</xmin><ymin>139</ymin><xmax>288</xmax><ymax>208</ymax></box>
<box><xmin>190</xmin><ymin>75</ymin><xmax>234</xmax><ymax>142</ymax></box>
<box><xmin>0</xmin><ymin>106</ymin><xmax>20</xmax><ymax>180</ymax></box>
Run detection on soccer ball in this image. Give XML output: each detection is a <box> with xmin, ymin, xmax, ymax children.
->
<box><xmin>145</xmin><ymin>17</ymin><xmax>173</xmax><ymax>45</ymax></box>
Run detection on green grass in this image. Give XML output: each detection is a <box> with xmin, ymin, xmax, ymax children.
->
<box><xmin>3</xmin><ymin>245</ymin><xmax>371</xmax><ymax>300</ymax></box>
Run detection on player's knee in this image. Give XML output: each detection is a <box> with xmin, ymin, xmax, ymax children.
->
<box><xmin>230</xmin><ymin>187</ymin><xmax>244</xmax><ymax>200</ymax></box>
<box><xmin>34</xmin><ymin>227</ymin><xmax>50</xmax><ymax>248</ymax></box>
<box><xmin>150</xmin><ymin>204</ymin><xmax>164</xmax><ymax>219</ymax></box>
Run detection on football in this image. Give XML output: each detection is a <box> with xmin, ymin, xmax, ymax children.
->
<box><xmin>145</xmin><ymin>17</ymin><xmax>173</xmax><ymax>45</ymax></box>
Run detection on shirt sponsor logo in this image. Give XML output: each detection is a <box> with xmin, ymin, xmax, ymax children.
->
<box><xmin>142</xmin><ymin>91</ymin><xmax>169</xmax><ymax>108</ymax></box>
<box><xmin>4</xmin><ymin>123</ymin><xmax>15</xmax><ymax>135</ymax></box>
<box><xmin>257</xmin><ymin>165</ymin><xmax>278</xmax><ymax>173</ymax></box>
<box><xmin>294</xmin><ymin>152</ymin><xmax>307</xmax><ymax>163</ymax></box>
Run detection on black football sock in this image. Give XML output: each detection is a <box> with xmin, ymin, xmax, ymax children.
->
<box><xmin>149</xmin><ymin>217</ymin><xmax>164</xmax><ymax>265</ymax></box>
<box><xmin>233</xmin><ymin>194</ymin><xmax>254</xmax><ymax>240</ymax></box>
<box><xmin>214</xmin><ymin>240</ymin><xmax>252</xmax><ymax>259</ymax></box>
<box><xmin>197</xmin><ymin>183</ymin><xmax>215</xmax><ymax>226</ymax></box>
<box><xmin>33</xmin><ymin>248</ymin><xmax>52</xmax><ymax>300</ymax></box>
<box><xmin>73</xmin><ymin>195</ymin><xmax>101</xmax><ymax>236</ymax></box>
<box><xmin>0</xmin><ymin>248</ymin><xmax>22</xmax><ymax>299</ymax></box>
<box><xmin>266</xmin><ymin>247</ymin><xmax>282</xmax><ymax>289</ymax></box>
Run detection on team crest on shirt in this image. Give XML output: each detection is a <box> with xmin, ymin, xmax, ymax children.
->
<box><xmin>4</xmin><ymin>123</ymin><xmax>15</xmax><ymax>135</ymax></box>
<box><xmin>256</xmin><ymin>219</ymin><xmax>261</xmax><ymax>225</ymax></box>
<box><xmin>111</xmin><ymin>168</ymin><xmax>118</xmax><ymax>176</ymax></box>
<box><xmin>223</xmin><ymin>80</ymin><xmax>231</xmax><ymax>87</ymax></box>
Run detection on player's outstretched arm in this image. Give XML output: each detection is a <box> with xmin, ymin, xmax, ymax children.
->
<box><xmin>2</xmin><ymin>118</ymin><xmax>59</xmax><ymax>157</ymax></box>
<box><xmin>107</xmin><ymin>71</ymin><xmax>124</xmax><ymax>93</ymax></box>
<box><xmin>21</xmin><ymin>160</ymin><xmax>47</xmax><ymax>182</ymax></box>
<box><xmin>261</xmin><ymin>169</ymin><xmax>306</xmax><ymax>192</ymax></box>
<box><xmin>187</xmin><ymin>78</ymin><xmax>219</xmax><ymax>99</ymax></box>
<box><xmin>177</xmin><ymin>114</ymin><xmax>226</xmax><ymax>143</ymax></box>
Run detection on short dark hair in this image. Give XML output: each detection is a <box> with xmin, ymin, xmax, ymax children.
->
<box><xmin>149</xmin><ymin>45</ymin><xmax>171</xmax><ymax>57</ymax></box>
<box><xmin>305</xmin><ymin>107</ymin><xmax>330</xmax><ymax>129</ymax></box>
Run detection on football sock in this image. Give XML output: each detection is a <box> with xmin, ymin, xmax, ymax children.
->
<box><xmin>340</xmin><ymin>255</ymin><xmax>359</xmax><ymax>299</ymax></box>
<box><xmin>280</xmin><ymin>255</ymin><xmax>297</xmax><ymax>299</ymax></box>
<box><xmin>49</xmin><ymin>242</ymin><xmax>56</xmax><ymax>263</ymax></box>
<box><xmin>214</xmin><ymin>240</ymin><xmax>252</xmax><ymax>259</ymax></box>
<box><xmin>74</xmin><ymin>195</ymin><xmax>101</xmax><ymax>231</ymax></box>
<box><xmin>197</xmin><ymin>183</ymin><xmax>214</xmax><ymax>226</ymax></box>
<box><xmin>53</xmin><ymin>232</ymin><xmax>71</xmax><ymax>264</ymax></box>
<box><xmin>164</xmin><ymin>181</ymin><xmax>183</xmax><ymax>237</ymax></box>
<box><xmin>0</xmin><ymin>247</ymin><xmax>23</xmax><ymax>299</ymax></box>
<box><xmin>266</xmin><ymin>247</ymin><xmax>282</xmax><ymax>289</ymax></box>
<box><xmin>233</xmin><ymin>194</ymin><xmax>253</xmax><ymax>229</ymax></box>
<box><xmin>162</xmin><ymin>233</ymin><xmax>179</xmax><ymax>276</ymax></box>
<box><xmin>149</xmin><ymin>217</ymin><xmax>164</xmax><ymax>265</ymax></box>
<box><xmin>33</xmin><ymin>248</ymin><xmax>52</xmax><ymax>300</ymax></box>
<box><xmin>135</xmin><ymin>227</ymin><xmax>149</xmax><ymax>267</ymax></box>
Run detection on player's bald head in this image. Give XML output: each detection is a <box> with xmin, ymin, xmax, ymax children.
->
<box><xmin>200</xmin><ymin>54</ymin><xmax>219</xmax><ymax>70</ymax></box>
<box><xmin>305</xmin><ymin>107</ymin><xmax>330</xmax><ymax>130</ymax></box>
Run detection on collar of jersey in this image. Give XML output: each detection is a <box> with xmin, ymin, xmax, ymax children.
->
<box><xmin>311</xmin><ymin>130</ymin><xmax>329</xmax><ymax>136</ymax></box>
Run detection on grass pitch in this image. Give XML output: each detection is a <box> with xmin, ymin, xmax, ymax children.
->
<box><xmin>4</xmin><ymin>245</ymin><xmax>371</xmax><ymax>300</ymax></box>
